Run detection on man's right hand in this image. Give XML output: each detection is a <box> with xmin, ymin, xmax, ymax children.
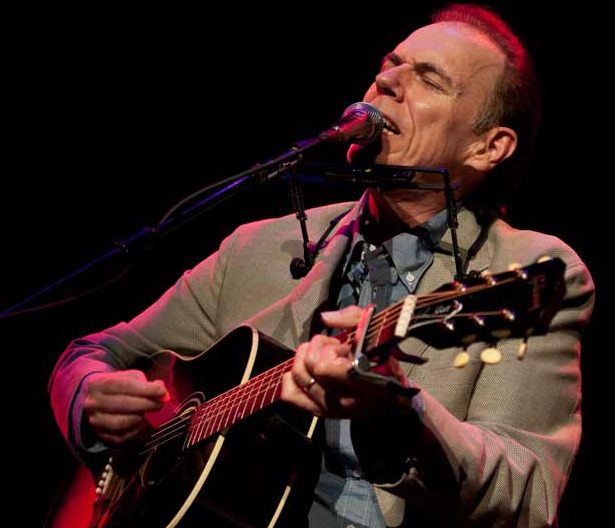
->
<box><xmin>83</xmin><ymin>370</ymin><xmax>169</xmax><ymax>445</ymax></box>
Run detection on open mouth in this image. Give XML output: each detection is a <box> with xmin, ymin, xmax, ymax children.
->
<box><xmin>382</xmin><ymin>115</ymin><xmax>401</xmax><ymax>135</ymax></box>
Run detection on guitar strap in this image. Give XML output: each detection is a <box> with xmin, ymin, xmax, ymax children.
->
<box><xmin>364</xmin><ymin>244</ymin><xmax>394</xmax><ymax>313</ymax></box>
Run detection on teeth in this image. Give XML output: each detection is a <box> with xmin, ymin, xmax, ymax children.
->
<box><xmin>382</xmin><ymin>117</ymin><xmax>400</xmax><ymax>135</ymax></box>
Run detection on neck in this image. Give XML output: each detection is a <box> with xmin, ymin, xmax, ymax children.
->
<box><xmin>367</xmin><ymin>189</ymin><xmax>446</xmax><ymax>231</ymax></box>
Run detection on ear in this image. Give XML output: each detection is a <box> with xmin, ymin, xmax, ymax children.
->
<box><xmin>464</xmin><ymin>126</ymin><xmax>518</xmax><ymax>172</ymax></box>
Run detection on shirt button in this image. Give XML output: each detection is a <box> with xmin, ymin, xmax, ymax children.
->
<box><xmin>405</xmin><ymin>271</ymin><xmax>415</xmax><ymax>282</ymax></box>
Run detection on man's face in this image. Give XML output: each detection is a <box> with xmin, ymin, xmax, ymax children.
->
<box><xmin>350</xmin><ymin>22</ymin><xmax>506</xmax><ymax>177</ymax></box>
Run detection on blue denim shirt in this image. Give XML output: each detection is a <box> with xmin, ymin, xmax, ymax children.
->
<box><xmin>308</xmin><ymin>205</ymin><xmax>449</xmax><ymax>527</ymax></box>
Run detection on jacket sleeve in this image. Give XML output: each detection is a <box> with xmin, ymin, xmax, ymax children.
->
<box><xmin>47</xmin><ymin>229</ymin><xmax>239</xmax><ymax>458</ymax></box>
<box><xmin>352</xmin><ymin>250</ymin><xmax>595</xmax><ymax>526</ymax></box>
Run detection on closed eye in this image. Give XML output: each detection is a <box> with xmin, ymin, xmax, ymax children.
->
<box><xmin>420</xmin><ymin>75</ymin><xmax>445</xmax><ymax>92</ymax></box>
<box><xmin>414</xmin><ymin>61</ymin><xmax>454</xmax><ymax>94</ymax></box>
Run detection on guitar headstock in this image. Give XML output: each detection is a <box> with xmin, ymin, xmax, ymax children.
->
<box><xmin>396</xmin><ymin>256</ymin><xmax>566</xmax><ymax>364</ymax></box>
<box><xmin>348</xmin><ymin>257</ymin><xmax>566</xmax><ymax>390</ymax></box>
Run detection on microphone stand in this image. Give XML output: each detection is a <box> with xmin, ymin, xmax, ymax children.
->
<box><xmin>0</xmin><ymin>137</ymin><xmax>325</xmax><ymax>320</ymax></box>
<box><xmin>1</xmin><ymin>137</ymin><xmax>462</xmax><ymax>319</ymax></box>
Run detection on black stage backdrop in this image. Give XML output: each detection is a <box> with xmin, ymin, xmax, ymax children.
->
<box><xmin>3</xmin><ymin>3</ymin><xmax>607</xmax><ymax>526</ymax></box>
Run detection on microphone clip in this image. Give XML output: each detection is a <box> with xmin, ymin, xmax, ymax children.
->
<box><xmin>288</xmin><ymin>169</ymin><xmax>314</xmax><ymax>279</ymax></box>
<box><xmin>290</xmin><ymin>256</ymin><xmax>311</xmax><ymax>279</ymax></box>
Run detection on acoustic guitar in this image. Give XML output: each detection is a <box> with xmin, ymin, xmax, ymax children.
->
<box><xmin>47</xmin><ymin>257</ymin><xmax>565</xmax><ymax>527</ymax></box>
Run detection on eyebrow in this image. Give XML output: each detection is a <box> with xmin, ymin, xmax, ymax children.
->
<box><xmin>382</xmin><ymin>52</ymin><xmax>456</xmax><ymax>90</ymax></box>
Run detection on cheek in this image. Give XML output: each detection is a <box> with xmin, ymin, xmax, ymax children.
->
<box><xmin>412</xmin><ymin>102</ymin><xmax>463</xmax><ymax>151</ymax></box>
<box><xmin>362</xmin><ymin>83</ymin><xmax>378</xmax><ymax>102</ymax></box>
<box><xmin>413</xmin><ymin>98</ymin><xmax>453</xmax><ymax>127</ymax></box>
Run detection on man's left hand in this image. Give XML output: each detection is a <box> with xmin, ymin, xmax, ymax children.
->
<box><xmin>281</xmin><ymin>306</ymin><xmax>410</xmax><ymax>420</ymax></box>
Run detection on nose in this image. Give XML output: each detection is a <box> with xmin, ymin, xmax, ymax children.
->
<box><xmin>375</xmin><ymin>67</ymin><xmax>404</xmax><ymax>102</ymax></box>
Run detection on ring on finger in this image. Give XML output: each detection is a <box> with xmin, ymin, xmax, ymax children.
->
<box><xmin>303</xmin><ymin>377</ymin><xmax>317</xmax><ymax>391</ymax></box>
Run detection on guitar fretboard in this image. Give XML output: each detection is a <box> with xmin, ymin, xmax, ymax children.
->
<box><xmin>185</xmin><ymin>358</ymin><xmax>293</xmax><ymax>448</ymax></box>
<box><xmin>182</xmin><ymin>300</ymin><xmax>408</xmax><ymax>449</ymax></box>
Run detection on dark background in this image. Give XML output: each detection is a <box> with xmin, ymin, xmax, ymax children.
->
<box><xmin>3</xmin><ymin>2</ymin><xmax>606</xmax><ymax>526</ymax></box>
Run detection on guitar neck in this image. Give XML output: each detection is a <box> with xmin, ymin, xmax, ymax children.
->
<box><xmin>185</xmin><ymin>358</ymin><xmax>293</xmax><ymax>448</ymax></box>
<box><xmin>183</xmin><ymin>306</ymin><xmax>402</xmax><ymax>448</ymax></box>
<box><xmin>181</xmin><ymin>256</ymin><xmax>564</xmax><ymax>449</ymax></box>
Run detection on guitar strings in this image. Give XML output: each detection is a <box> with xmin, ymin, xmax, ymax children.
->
<box><xmin>138</xmin><ymin>298</ymin><xmax>418</xmax><ymax>453</ymax></box>
<box><xmin>141</xmin><ymin>361</ymin><xmax>292</xmax><ymax>454</ymax></box>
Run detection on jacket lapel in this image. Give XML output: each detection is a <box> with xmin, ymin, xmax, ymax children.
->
<box><xmin>288</xmin><ymin>201</ymin><xmax>363</xmax><ymax>343</ymax></box>
<box><xmin>399</xmin><ymin>208</ymin><xmax>493</xmax><ymax>373</ymax></box>
<box><xmin>417</xmin><ymin>207</ymin><xmax>492</xmax><ymax>295</ymax></box>
<box><xmin>244</xmin><ymin>201</ymin><xmax>361</xmax><ymax>348</ymax></box>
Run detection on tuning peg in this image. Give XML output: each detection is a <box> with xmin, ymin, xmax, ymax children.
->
<box><xmin>480</xmin><ymin>269</ymin><xmax>496</xmax><ymax>285</ymax></box>
<box><xmin>506</xmin><ymin>262</ymin><xmax>529</xmax><ymax>280</ymax></box>
<box><xmin>453</xmin><ymin>350</ymin><xmax>470</xmax><ymax>368</ymax></box>
<box><xmin>451</xmin><ymin>280</ymin><xmax>467</xmax><ymax>292</ymax></box>
<box><xmin>480</xmin><ymin>347</ymin><xmax>502</xmax><ymax>364</ymax></box>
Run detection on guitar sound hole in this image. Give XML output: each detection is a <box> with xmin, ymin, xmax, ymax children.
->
<box><xmin>140</xmin><ymin>406</ymin><xmax>203</xmax><ymax>489</ymax></box>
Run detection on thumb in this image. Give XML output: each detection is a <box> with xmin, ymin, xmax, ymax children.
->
<box><xmin>320</xmin><ymin>305</ymin><xmax>364</xmax><ymax>328</ymax></box>
<box><xmin>152</xmin><ymin>379</ymin><xmax>171</xmax><ymax>402</ymax></box>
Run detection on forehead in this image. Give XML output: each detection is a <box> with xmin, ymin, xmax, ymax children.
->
<box><xmin>394</xmin><ymin>21</ymin><xmax>505</xmax><ymax>89</ymax></box>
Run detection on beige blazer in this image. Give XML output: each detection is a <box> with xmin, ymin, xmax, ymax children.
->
<box><xmin>49</xmin><ymin>198</ymin><xmax>594</xmax><ymax>527</ymax></box>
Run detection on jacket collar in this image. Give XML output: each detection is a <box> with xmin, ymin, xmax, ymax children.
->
<box><xmin>249</xmin><ymin>195</ymin><xmax>492</xmax><ymax>348</ymax></box>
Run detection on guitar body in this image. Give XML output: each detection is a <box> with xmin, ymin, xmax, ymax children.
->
<box><xmin>65</xmin><ymin>326</ymin><xmax>321</xmax><ymax>528</ymax></box>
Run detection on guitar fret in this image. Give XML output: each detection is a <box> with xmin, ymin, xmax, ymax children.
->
<box><xmin>185</xmin><ymin>359</ymin><xmax>295</xmax><ymax>447</ymax></box>
<box><xmin>213</xmin><ymin>390</ymin><xmax>234</xmax><ymax>432</ymax></box>
<box><xmin>234</xmin><ymin>384</ymin><xmax>249</xmax><ymax>423</ymax></box>
<box><xmin>242</xmin><ymin>372</ymin><xmax>263</xmax><ymax>418</ymax></box>
<box><xmin>198</xmin><ymin>406</ymin><xmax>211</xmax><ymax>445</ymax></box>
<box><xmin>205</xmin><ymin>390</ymin><xmax>229</xmax><ymax>440</ymax></box>
<box><xmin>249</xmin><ymin>378</ymin><xmax>264</xmax><ymax>414</ymax></box>
<box><xmin>238</xmin><ymin>376</ymin><xmax>259</xmax><ymax>421</ymax></box>
<box><xmin>187</xmin><ymin>407</ymin><xmax>202</xmax><ymax>448</ymax></box>
<box><xmin>265</xmin><ymin>372</ymin><xmax>279</xmax><ymax>406</ymax></box>
<box><xmin>273</xmin><ymin>374</ymin><xmax>285</xmax><ymax>403</ymax></box>
<box><xmin>250</xmin><ymin>380</ymin><xmax>258</xmax><ymax>414</ymax></box>
<box><xmin>195</xmin><ymin>409</ymin><xmax>208</xmax><ymax>445</ymax></box>
<box><xmin>205</xmin><ymin>397</ymin><xmax>221</xmax><ymax>439</ymax></box>
<box><xmin>186</xmin><ymin>409</ymin><xmax>196</xmax><ymax>448</ymax></box>
<box><xmin>265</xmin><ymin>365</ymin><xmax>282</xmax><ymax>405</ymax></box>
<box><xmin>250</xmin><ymin>366</ymin><xmax>273</xmax><ymax>413</ymax></box>
<box><xmin>194</xmin><ymin>404</ymin><xmax>210</xmax><ymax>446</ymax></box>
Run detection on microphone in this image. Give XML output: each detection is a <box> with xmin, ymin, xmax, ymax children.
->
<box><xmin>318</xmin><ymin>102</ymin><xmax>384</xmax><ymax>145</ymax></box>
<box><xmin>286</xmin><ymin>102</ymin><xmax>382</xmax><ymax>280</ymax></box>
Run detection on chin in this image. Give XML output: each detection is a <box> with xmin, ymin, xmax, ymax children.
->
<box><xmin>346</xmin><ymin>139</ymin><xmax>383</xmax><ymax>167</ymax></box>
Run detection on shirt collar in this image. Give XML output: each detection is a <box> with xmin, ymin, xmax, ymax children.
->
<box><xmin>349</xmin><ymin>193</ymin><xmax>449</xmax><ymax>255</ymax></box>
